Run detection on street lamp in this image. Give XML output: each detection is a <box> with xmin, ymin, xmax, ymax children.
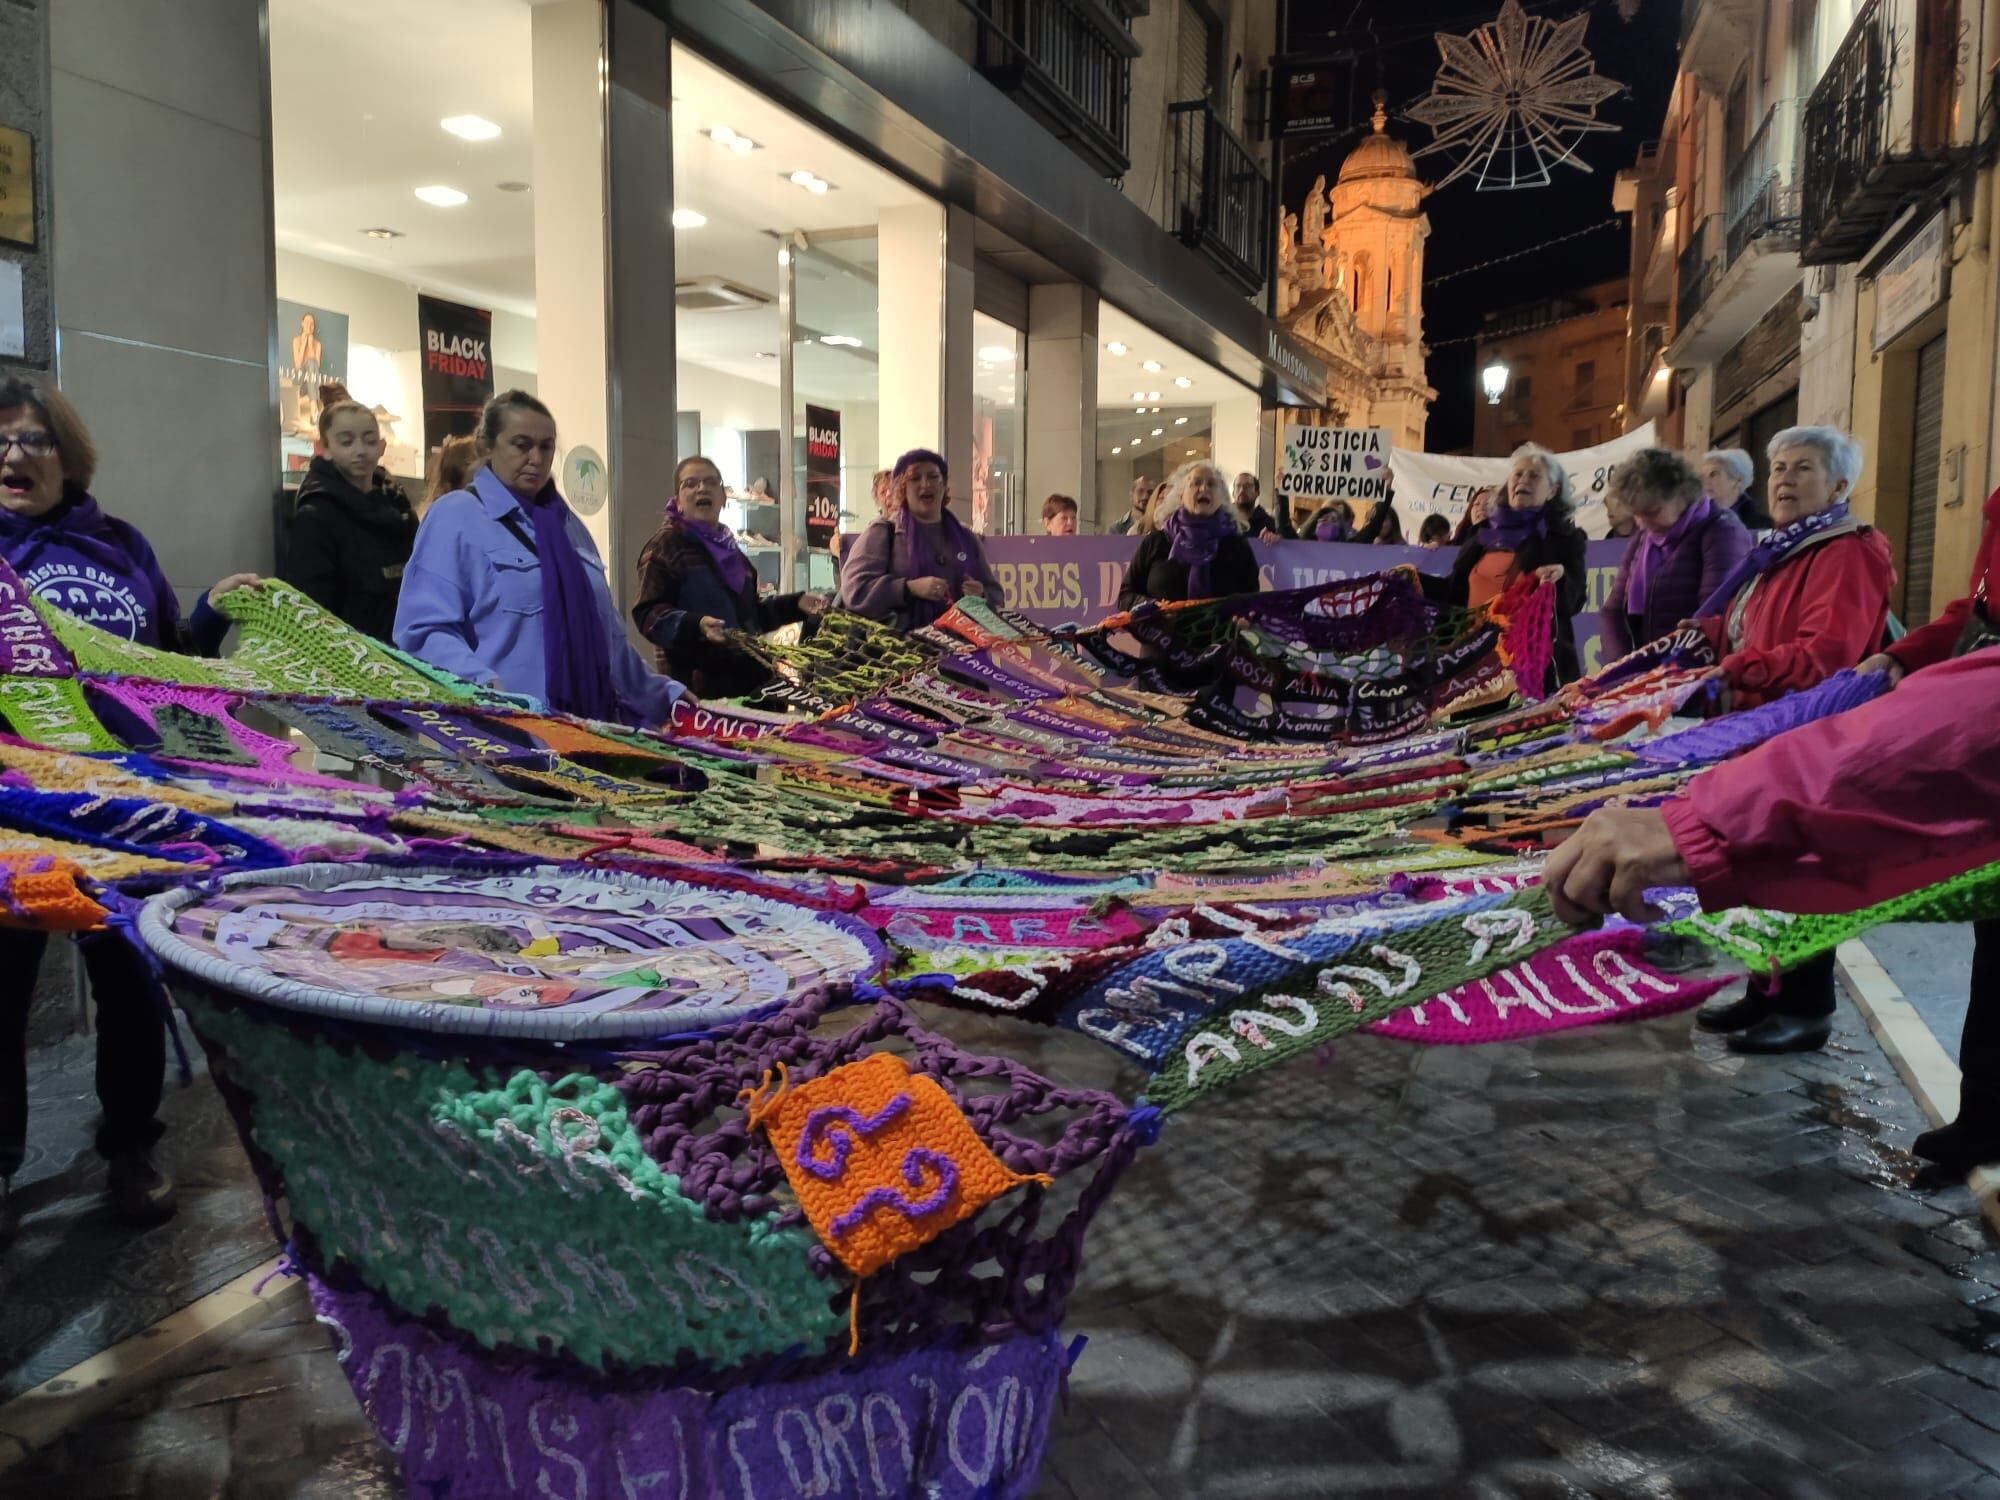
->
<box><xmin>1481</xmin><ymin>359</ymin><xmax>1510</xmax><ymax>407</ymax></box>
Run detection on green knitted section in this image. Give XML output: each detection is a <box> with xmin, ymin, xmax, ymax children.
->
<box><xmin>218</xmin><ymin>583</ymin><xmax>470</xmax><ymax>702</ymax></box>
<box><xmin>0</xmin><ymin>676</ymin><xmax>123</xmax><ymax>751</ymax></box>
<box><xmin>1147</xmin><ymin>888</ymin><xmax>1569</xmax><ymax>1113</ymax></box>
<box><xmin>40</xmin><ymin>601</ymin><xmax>260</xmax><ymax>689</ymax></box>
<box><xmin>374</xmin><ymin>640</ymin><xmax>522</xmax><ymax>706</ymax></box>
<box><xmin>186</xmin><ymin>994</ymin><xmax>841</xmax><ymax>1372</ymax></box>
<box><xmin>1668</xmin><ymin>861</ymin><xmax>2000</xmax><ymax>973</ymax></box>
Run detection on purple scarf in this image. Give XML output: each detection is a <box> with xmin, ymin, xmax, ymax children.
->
<box><xmin>478</xmin><ymin>467</ymin><xmax>622</xmax><ymax>723</ymax></box>
<box><xmin>1626</xmin><ymin>496</ymin><xmax>1714</xmax><ymax>616</ymax></box>
<box><xmin>898</xmin><ymin>502</ymin><xmax>978</xmax><ymax>625</ymax></box>
<box><xmin>1692</xmin><ymin>499</ymin><xmax>1854</xmax><ymax>620</ymax></box>
<box><xmin>1163</xmin><ymin>506</ymin><xmax>1237</xmax><ymax>596</ymax></box>
<box><xmin>1478</xmin><ymin>499</ymin><xmax>1550</xmax><ymax>551</ymax></box>
<box><xmin>664</xmin><ymin>496</ymin><xmax>753</xmax><ymax>596</ymax></box>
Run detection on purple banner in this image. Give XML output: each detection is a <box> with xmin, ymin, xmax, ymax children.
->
<box><xmin>309</xmin><ymin>1273</ymin><xmax>1067</xmax><ymax>1500</ymax></box>
<box><xmin>982</xmin><ymin>535</ymin><xmax>1632</xmax><ymax>677</ymax></box>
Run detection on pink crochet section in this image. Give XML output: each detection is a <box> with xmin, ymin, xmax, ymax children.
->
<box><xmin>94</xmin><ymin>680</ymin><xmax>308</xmax><ymax>775</ymax></box>
<box><xmin>1365</xmin><ymin>927</ymin><xmax>1726</xmax><ymax>1044</ymax></box>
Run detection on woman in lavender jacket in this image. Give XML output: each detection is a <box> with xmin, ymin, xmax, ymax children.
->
<box><xmin>838</xmin><ymin>449</ymin><xmax>1003</xmax><ymax>631</ymax></box>
<box><xmin>1599</xmin><ymin>448</ymin><xmax>1753</xmax><ymax>660</ymax></box>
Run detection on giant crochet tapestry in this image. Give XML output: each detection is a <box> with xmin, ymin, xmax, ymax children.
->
<box><xmin>2</xmin><ymin>553</ymin><xmax>1993</xmax><ymax>1499</ymax></box>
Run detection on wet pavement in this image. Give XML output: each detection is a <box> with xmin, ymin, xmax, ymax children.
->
<box><xmin>4</xmin><ymin>978</ymin><xmax>1999</xmax><ymax>1498</ymax></box>
<box><xmin>1868</xmin><ymin>924</ymin><xmax>1978</xmax><ymax>1065</ymax></box>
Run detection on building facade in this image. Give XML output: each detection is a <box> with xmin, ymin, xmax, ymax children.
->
<box><xmin>1617</xmin><ymin>0</ymin><xmax>2000</xmax><ymax>628</ymax></box>
<box><xmin>0</xmin><ymin>0</ymin><xmax>1332</xmax><ymax>622</ymax></box>
<box><xmin>1472</xmin><ymin>281</ymin><xmax>1630</xmax><ymax>459</ymax></box>
<box><xmin>1276</xmin><ymin>100</ymin><xmax>1436</xmax><ymax>451</ymax></box>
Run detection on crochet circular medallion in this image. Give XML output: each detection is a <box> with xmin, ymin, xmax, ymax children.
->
<box><xmin>140</xmin><ymin>862</ymin><xmax>884</xmax><ymax>1040</ymax></box>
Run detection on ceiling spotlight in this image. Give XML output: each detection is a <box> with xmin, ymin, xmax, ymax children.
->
<box><xmin>440</xmin><ymin>114</ymin><xmax>502</xmax><ymax>142</ymax></box>
<box><xmin>1105</xmin><ymin>341</ymin><xmax>1129</xmax><ymax>356</ymax></box>
<box><xmin>977</xmin><ymin>345</ymin><xmax>1013</xmax><ymax>363</ymax></box>
<box><xmin>671</xmin><ymin>208</ymin><xmax>707</xmax><ymax>229</ymax></box>
<box><xmin>1134</xmin><ymin>406</ymin><xmax>1146</xmax><ymax>414</ymax></box>
<box><xmin>1140</xmin><ymin>359</ymin><xmax>1162</xmax><ymax>373</ymax></box>
<box><xmin>1151</xmin><ymin>427</ymin><xmax>1164</xmax><ymax>437</ymax></box>
<box><xmin>1174</xmin><ymin>416</ymin><xmax>1188</xmax><ymax>425</ymax></box>
<box><xmin>1185</xmin><ymin>448</ymin><xmax>1197</xmax><ymax>456</ymax></box>
<box><xmin>360</xmin><ymin>226</ymin><xmax>404</xmax><ymax>240</ymax></box>
<box><xmin>1174</xmin><ymin>376</ymin><xmax>1193</xmax><ymax>388</ymax></box>
<box><xmin>753</xmin><ymin>351</ymin><xmax>776</xmax><ymax>359</ymax></box>
<box><xmin>819</xmin><ymin>334</ymin><xmax>864</xmax><ymax>348</ymax></box>
<box><xmin>1130</xmin><ymin>391</ymin><xmax>1146</xmax><ymax>401</ymax></box>
<box><xmin>787</xmin><ymin>169</ymin><xmax>832</xmax><ymax>193</ymax></box>
<box><xmin>414</xmin><ymin>185</ymin><xmax>468</xmax><ymax>208</ymax></box>
<box><xmin>1112</xmin><ymin>445</ymin><xmax>1123</xmax><ymax>455</ymax></box>
<box><xmin>709</xmin><ymin>125</ymin><xmax>758</xmax><ymax>152</ymax></box>
<box><xmin>1147</xmin><ymin>391</ymin><xmax>1161</xmax><ymax>401</ymax></box>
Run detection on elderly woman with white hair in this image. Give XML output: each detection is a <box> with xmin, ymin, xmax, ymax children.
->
<box><xmin>1686</xmin><ymin>423</ymin><xmax>1896</xmax><ymax>1057</ymax></box>
<box><xmin>1437</xmin><ymin>443</ymin><xmax>1589</xmax><ymax>689</ymax></box>
<box><xmin>1116</xmin><ymin>459</ymin><xmax>1262</xmax><ymax>610</ymax></box>
<box><xmin>1701</xmin><ymin>446</ymin><xmax>1767</xmax><ymax>529</ymax></box>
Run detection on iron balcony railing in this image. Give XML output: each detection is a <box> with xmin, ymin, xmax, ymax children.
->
<box><xmin>1165</xmin><ymin>99</ymin><xmax>1272</xmax><ymax>296</ymax></box>
<box><xmin>1725</xmin><ymin>98</ymin><xmax>1803</xmax><ymax>265</ymax></box>
<box><xmin>1677</xmin><ymin>214</ymin><xmax>1720</xmax><ymax>326</ymax></box>
<box><xmin>1800</xmin><ymin>0</ymin><xmax>1959</xmax><ymax>265</ymax></box>
<box><xmin>966</xmin><ymin>0</ymin><xmax>1134</xmax><ymax>179</ymax></box>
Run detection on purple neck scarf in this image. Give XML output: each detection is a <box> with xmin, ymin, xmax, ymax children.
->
<box><xmin>476</xmin><ymin>467</ymin><xmax>622</xmax><ymax>723</ymax></box>
<box><xmin>664</xmin><ymin>496</ymin><xmax>753</xmax><ymax>596</ymax></box>
<box><xmin>897</xmin><ymin>502</ymin><xmax>977</xmax><ymax>625</ymax></box>
<box><xmin>1692</xmin><ymin>499</ymin><xmax>1854</xmax><ymax>620</ymax></box>
<box><xmin>1626</xmin><ymin>496</ymin><xmax>1714</xmax><ymax>616</ymax></box>
<box><xmin>0</xmin><ymin>489</ymin><xmax>151</xmax><ymax>579</ymax></box>
<box><xmin>1163</xmin><ymin>506</ymin><xmax>1237</xmax><ymax>596</ymax></box>
<box><xmin>1478</xmin><ymin>500</ymin><xmax>1550</xmax><ymax>551</ymax></box>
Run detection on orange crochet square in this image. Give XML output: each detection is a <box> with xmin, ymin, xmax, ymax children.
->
<box><xmin>0</xmin><ymin>854</ymin><xmax>108</xmax><ymax>931</ymax></box>
<box><xmin>755</xmin><ymin>1051</ymin><xmax>1046</xmax><ymax>1278</ymax></box>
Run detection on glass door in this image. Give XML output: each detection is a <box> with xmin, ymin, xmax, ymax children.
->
<box><xmin>785</xmin><ymin>232</ymin><xmax>880</xmax><ymax>592</ymax></box>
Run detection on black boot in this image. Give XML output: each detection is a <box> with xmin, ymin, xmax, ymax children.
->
<box><xmin>105</xmin><ymin>1146</ymin><xmax>176</xmax><ymax>1227</ymax></box>
<box><xmin>1726</xmin><ymin>1013</ymin><xmax>1832</xmax><ymax>1054</ymax></box>
<box><xmin>1912</xmin><ymin>1119</ymin><xmax>2000</xmax><ymax>1175</ymax></box>
<box><xmin>1696</xmin><ymin>991</ymin><xmax>1771</xmax><ymax>1033</ymax></box>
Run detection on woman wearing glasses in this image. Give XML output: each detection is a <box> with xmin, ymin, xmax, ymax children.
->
<box><xmin>0</xmin><ymin>376</ymin><xmax>261</xmax><ymax>1239</ymax></box>
<box><xmin>633</xmin><ymin>455</ymin><xmax>828</xmax><ymax>699</ymax></box>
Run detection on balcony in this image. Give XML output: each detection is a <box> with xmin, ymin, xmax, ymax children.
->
<box><xmin>966</xmin><ymin>0</ymin><xmax>1138</xmax><ymax>179</ymax></box>
<box><xmin>1164</xmin><ymin>99</ymin><xmax>1271</xmax><ymax>296</ymax></box>
<box><xmin>1799</xmin><ymin>0</ymin><xmax>1962</xmax><ymax>266</ymax></box>
<box><xmin>1680</xmin><ymin>0</ymin><xmax>1766</xmax><ymax>94</ymax></box>
<box><xmin>1676</xmin><ymin>214</ymin><xmax>1720</xmax><ymax>328</ymax></box>
<box><xmin>1725</xmin><ymin>99</ymin><xmax>1802</xmax><ymax>264</ymax></box>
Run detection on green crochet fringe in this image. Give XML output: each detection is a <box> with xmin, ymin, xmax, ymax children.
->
<box><xmin>1669</xmin><ymin>861</ymin><xmax>2000</xmax><ymax>974</ymax></box>
<box><xmin>186</xmin><ymin>994</ymin><xmax>842</xmax><ymax>1372</ymax></box>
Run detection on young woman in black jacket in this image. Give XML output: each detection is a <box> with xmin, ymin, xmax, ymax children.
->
<box><xmin>1116</xmin><ymin>460</ymin><xmax>1262</xmax><ymax>610</ymax></box>
<box><xmin>281</xmin><ymin>397</ymin><xmax>417</xmax><ymax>640</ymax></box>
<box><xmin>1438</xmin><ymin>444</ymin><xmax>1588</xmax><ymax>690</ymax></box>
<box><xmin>633</xmin><ymin>456</ymin><xmax>827</xmax><ymax>698</ymax></box>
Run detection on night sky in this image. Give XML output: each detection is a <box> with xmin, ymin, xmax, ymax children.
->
<box><xmin>1278</xmin><ymin>0</ymin><xmax>1684</xmax><ymax>452</ymax></box>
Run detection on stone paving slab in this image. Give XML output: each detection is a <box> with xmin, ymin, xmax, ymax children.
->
<box><xmin>3</xmin><ymin>984</ymin><xmax>1997</xmax><ymax>1498</ymax></box>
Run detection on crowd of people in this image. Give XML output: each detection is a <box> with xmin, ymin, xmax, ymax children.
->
<box><xmin>0</xmin><ymin>363</ymin><xmax>1993</xmax><ymax>1239</ymax></box>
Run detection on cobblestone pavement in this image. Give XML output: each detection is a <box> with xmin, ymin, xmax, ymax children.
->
<box><xmin>4</xmin><ymin>985</ymin><xmax>1998</xmax><ymax>1499</ymax></box>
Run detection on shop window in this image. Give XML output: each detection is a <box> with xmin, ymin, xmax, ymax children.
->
<box><xmin>972</xmin><ymin>311</ymin><xmax>1024</xmax><ymax>534</ymax></box>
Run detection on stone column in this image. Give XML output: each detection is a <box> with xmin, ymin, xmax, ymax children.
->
<box><xmin>1024</xmin><ymin>284</ymin><xmax>1099</xmax><ymax>528</ymax></box>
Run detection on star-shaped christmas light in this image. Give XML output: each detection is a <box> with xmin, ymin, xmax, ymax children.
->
<box><xmin>1407</xmin><ymin>0</ymin><xmax>1624</xmax><ymax>192</ymax></box>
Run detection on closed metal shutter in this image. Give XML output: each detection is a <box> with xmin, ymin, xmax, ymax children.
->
<box><xmin>1905</xmin><ymin>332</ymin><xmax>1947</xmax><ymax>626</ymax></box>
<box><xmin>1179</xmin><ymin>0</ymin><xmax>1213</xmax><ymax>102</ymax></box>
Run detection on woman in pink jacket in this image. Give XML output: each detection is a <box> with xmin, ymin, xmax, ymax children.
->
<box><xmin>1546</xmin><ymin>526</ymin><xmax>1999</xmax><ymax>1171</ymax></box>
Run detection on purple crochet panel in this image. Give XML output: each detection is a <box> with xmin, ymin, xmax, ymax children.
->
<box><xmin>0</xmin><ymin>558</ymin><xmax>75</xmax><ymax>677</ymax></box>
<box><xmin>1632</xmin><ymin>668</ymin><xmax>1891</xmax><ymax>767</ymax></box>
<box><xmin>308</xmin><ymin>1272</ymin><xmax>1070</xmax><ymax>1500</ymax></box>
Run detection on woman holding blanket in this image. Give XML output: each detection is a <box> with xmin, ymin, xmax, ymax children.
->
<box><xmin>0</xmin><ymin>375</ymin><xmax>261</xmax><ymax>1237</ymax></box>
<box><xmin>395</xmin><ymin>389</ymin><xmax>684</xmax><ymax>724</ymax></box>
<box><xmin>1598</xmin><ymin>448</ymin><xmax>1751</xmax><ymax>657</ymax></box>
<box><xmin>1116</xmin><ymin>460</ymin><xmax>1261</xmax><ymax>610</ymax></box>
<box><xmin>633</xmin><ymin>455</ymin><xmax>827</xmax><ymax>698</ymax></box>
<box><xmin>838</xmin><ymin>449</ymin><xmax>1005</xmax><ymax>632</ymax></box>
<box><xmin>1436</xmin><ymin>443</ymin><xmax>1588</xmax><ymax>689</ymax></box>
<box><xmin>1683</xmin><ymin>424</ymin><xmax>1895</xmax><ymax>1057</ymax></box>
